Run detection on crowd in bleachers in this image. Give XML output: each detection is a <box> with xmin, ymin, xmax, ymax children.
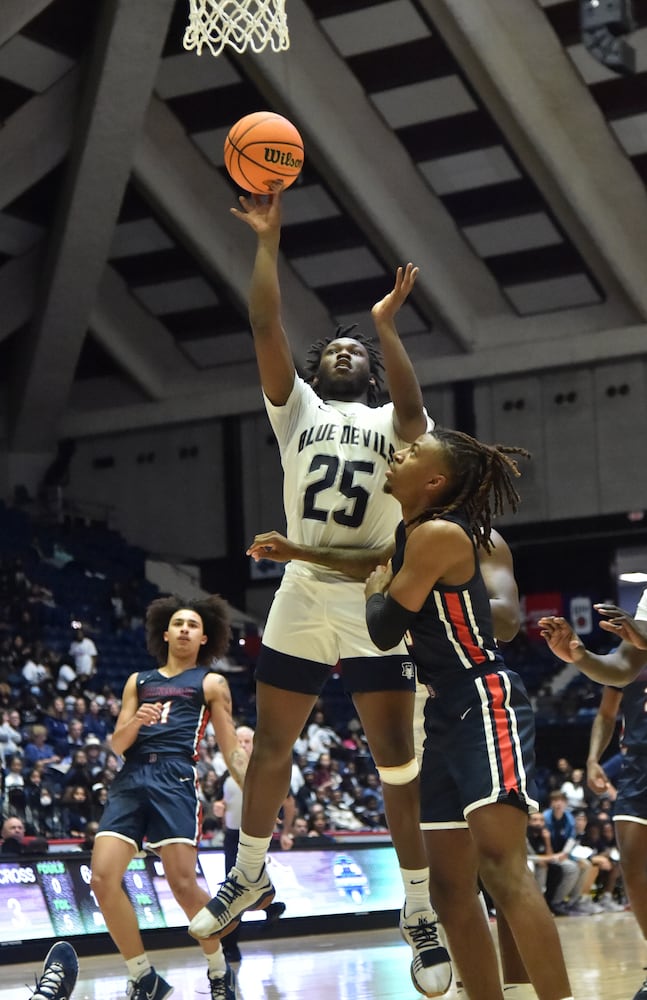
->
<box><xmin>0</xmin><ymin>500</ymin><xmax>626</xmax><ymax>919</ymax></box>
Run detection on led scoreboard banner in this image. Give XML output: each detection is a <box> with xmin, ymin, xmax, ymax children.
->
<box><xmin>1</xmin><ymin>842</ymin><xmax>402</xmax><ymax>961</ymax></box>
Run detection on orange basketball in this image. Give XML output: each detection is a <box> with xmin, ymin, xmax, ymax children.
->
<box><xmin>224</xmin><ymin>111</ymin><xmax>304</xmax><ymax>194</ymax></box>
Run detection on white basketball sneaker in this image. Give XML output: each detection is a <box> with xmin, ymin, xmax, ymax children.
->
<box><xmin>400</xmin><ymin>906</ymin><xmax>452</xmax><ymax>998</ymax></box>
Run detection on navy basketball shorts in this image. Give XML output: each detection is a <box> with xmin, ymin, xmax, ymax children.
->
<box><xmin>256</xmin><ymin>573</ymin><xmax>416</xmax><ymax>696</ymax></box>
<box><xmin>96</xmin><ymin>756</ymin><xmax>201</xmax><ymax>849</ymax></box>
<box><xmin>420</xmin><ymin>669</ymin><xmax>538</xmax><ymax>828</ymax></box>
<box><xmin>613</xmin><ymin>752</ymin><xmax>647</xmax><ymax>825</ymax></box>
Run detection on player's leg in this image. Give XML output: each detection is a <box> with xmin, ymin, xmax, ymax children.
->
<box><xmin>353</xmin><ymin>687</ymin><xmax>424</xmax><ymax>868</ymax></box>
<box><xmin>353</xmin><ymin>685</ymin><xmax>451</xmax><ymax>998</ymax></box>
<box><xmin>616</xmin><ymin>818</ymin><xmax>647</xmax><ymax>937</ymax></box>
<box><xmin>91</xmin><ymin>833</ymin><xmax>141</xmax><ymax>958</ymax></box>
<box><xmin>470</xmin><ymin>802</ymin><xmax>572</xmax><ymax>1000</ymax></box>
<box><xmin>161</xmin><ymin>842</ymin><xmax>234</xmax><ymax>998</ymax></box>
<box><xmin>190</xmin><ymin>674</ymin><xmax>321</xmax><ymax>940</ymax></box>
<box><xmin>424</xmin><ymin>826</ymin><xmax>503</xmax><ymax>1000</ymax></box>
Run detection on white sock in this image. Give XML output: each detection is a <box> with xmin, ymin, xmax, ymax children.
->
<box><xmin>236</xmin><ymin>831</ymin><xmax>272</xmax><ymax>881</ymax></box>
<box><xmin>400</xmin><ymin>867</ymin><xmax>431</xmax><ymax>917</ymax></box>
<box><xmin>126</xmin><ymin>955</ymin><xmax>151</xmax><ymax>981</ymax></box>
<box><xmin>206</xmin><ymin>947</ymin><xmax>226</xmax><ymax>977</ymax></box>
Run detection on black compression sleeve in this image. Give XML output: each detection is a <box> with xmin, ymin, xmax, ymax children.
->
<box><xmin>365</xmin><ymin>592</ymin><xmax>416</xmax><ymax>650</ymax></box>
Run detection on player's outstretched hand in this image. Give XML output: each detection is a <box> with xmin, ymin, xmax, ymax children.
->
<box><xmin>230</xmin><ymin>181</ymin><xmax>284</xmax><ymax>234</ymax></box>
<box><xmin>595</xmin><ymin>603</ymin><xmax>647</xmax><ymax>650</ymax></box>
<box><xmin>371</xmin><ymin>263</ymin><xmax>419</xmax><ymax>325</ymax></box>
<box><xmin>537</xmin><ymin>616</ymin><xmax>586</xmax><ymax>663</ymax></box>
<box><xmin>247</xmin><ymin>530</ymin><xmax>297</xmax><ymax>563</ymax></box>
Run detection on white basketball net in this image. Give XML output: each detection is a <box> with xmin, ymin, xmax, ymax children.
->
<box><xmin>183</xmin><ymin>0</ymin><xmax>290</xmax><ymax>57</ymax></box>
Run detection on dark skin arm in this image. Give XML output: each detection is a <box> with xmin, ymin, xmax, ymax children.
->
<box><xmin>247</xmin><ymin>527</ymin><xmax>520</xmax><ymax>639</ymax></box>
<box><xmin>538</xmin><ymin>616</ymin><xmax>647</xmax><ymax>687</ymax></box>
<box><xmin>586</xmin><ymin>686</ymin><xmax>622</xmax><ymax>798</ymax></box>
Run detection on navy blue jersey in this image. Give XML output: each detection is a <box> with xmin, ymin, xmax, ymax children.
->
<box><xmin>391</xmin><ymin>515</ymin><xmax>503</xmax><ymax>688</ymax></box>
<box><xmin>125</xmin><ymin>666</ymin><xmax>211</xmax><ymax>761</ymax></box>
<box><xmin>614</xmin><ymin>665</ymin><xmax>647</xmax><ymax>752</ymax></box>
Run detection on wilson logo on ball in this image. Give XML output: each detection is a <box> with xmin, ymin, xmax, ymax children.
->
<box><xmin>224</xmin><ymin>111</ymin><xmax>304</xmax><ymax>194</ymax></box>
<box><xmin>263</xmin><ymin>148</ymin><xmax>303</xmax><ymax>169</ymax></box>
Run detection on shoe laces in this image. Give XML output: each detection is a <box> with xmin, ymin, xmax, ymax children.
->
<box><xmin>126</xmin><ymin>974</ymin><xmax>155</xmax><ymax>1000</ymax></box>
<box><xmin>406</xmin><ymin>914</ymin><xmax>442</xmax><ymax>951</ymax></box>
<box><xmin>217</xmin><ymin>873</ymin><xmax>247</xmax><ymax>907</ymax></box>
<box><xmin>208</xmin><ymin>970</ymin><xmax>232</xmax><ymax>1000</ymax></box>
<box><xmin>30</xmin><ymin>962</ymin><xmax>66</xmax><ymax>999</ymax></box>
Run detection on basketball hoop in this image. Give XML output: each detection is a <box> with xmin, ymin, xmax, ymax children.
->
<box><xmin>183</xmin><ymin>0</ymin><xmax>290</xmax><ymax>57</ymax></box>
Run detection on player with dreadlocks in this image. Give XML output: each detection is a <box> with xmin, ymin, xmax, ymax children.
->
<box><xmin>190</xmin><ymin>186</ymin><xmax>453</xmax><ymax>998</ymax></box>
<box><xmin>364</xmin><ymin>428</ymin><xmax>573</xmax><ymax>1000</ymax></box>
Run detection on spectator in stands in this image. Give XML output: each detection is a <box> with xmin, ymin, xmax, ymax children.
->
<box><xmin>83</xmin><ymin>698</ymin><xmax>109</xmax><ymax>742</ymax></box>
<box><xmin>83</xmin><ymin>735</ymin><xmax>105</xmax><ymax>778</ymax></box>
<box><xmin>311</xmin><ymin>751</ymin><xmax>337</xmax><ymax>797</ymax></box>
<box><xmin>4</xmin><ymin>752</ymin><xmax>25</xmax><ymax>791</ymax></box>
<box><xmin>0</xmin><ymin>709</ymin><xmax>23</xmax><ymax>763</ymax></box>
<box><xmin>327</xmin><ymin>788</ymin><xmax>367</xmax><ymax>832</ymax></box>
<box><xmin>68</xmin><ymin>626</ymin><xmax>98</xmax><ymax>683</ymax></box>
<box><xmin>61</xmin><ymin>719</ymin><xmax>86</xmax><ymax>762</ymax></box>
<box><xmin>560</xmin><ymin>767</ymin><xmax>588</xmax><ymax>812</ymax></box>
<box><xmin>90</xmin><ymin>784</ymin><xmax>108</xmax><ymax>823</ymax></box>
<box><xmin>0</xmin><ymin>816</ymin><xmax>48</xmax><ymax>855</ymax></box>
<box><xmin>295</xmin><ymin>767</ymin><xmax>318</xmax><ymax>817</ymax></box>
<box><xmin>63</xmin><ymin>748</ymin><xmax>94</xmax><ymax>791</ymax></box>
<box><xmin>360</xmin><ymin>771</ymin><xmax>385</xmax><ymax>816</ymax></box>
<box><xmin>306</xmin><ymin>805</ymin><xmax>335</xmax><ymax>843</ymax></box>
<box><xmin>24</xmin><ymin>768</ymin><xmax>62</xmax><ymax>839</ymax></box>
<box><xmin>353</xmin><ymin>791</ymin><xmax>386</xmax><ymax>830</ymax></box>
<box><xmin>554</xmin><ymin>757</ymin><xmax>573</xmax><ymax>784</ymax></box>
<box><xmin>21</xmin><ymin>646</ymin><xmax>51</xmax><ymax>697</ymax></box>
<box><xmin>44</xmin><ymin>696</ymin><xmax>70</xmax><ymax>756</ymax></box>
<box><xmin>61</xmin><ymin>784</ymin><xmax>92</xmax><ymax>838</ymax></box>
<box><xmin>23</xmin><ymin>724</ymin><xmax>61</xmax><ymax>771</ymax></box>
<box><xmin>306</xmin><ymin>709</ymin><xmax>341</xmax><ymax>762</ymax></box>
<box><xmin>543</xmin><ymin>790</ymin><xmax>600</xmax><ymax>914</ymax></box>
<box><xmin>55</xmin><ymin>654</ymin><xmax>77</xmax><ymax>694</ymax></box>
<box><xmin>198</xmin><ymin>769</ymin><xmax>221</xmax><ymax>812</ymax></box>
<box><xmin>577</xmin><ymin>815</ymin><xmax>623</xmax><ymax>912</ymax></box>
<box><xmin>289</xmin><ymin>816</ymin><xmax>310</xmax><ymax>845</ymax></box>
<box><xmin>97</xmin><ymin>750</ymin><xmax>121</xmax><ymax>787</ymax></box>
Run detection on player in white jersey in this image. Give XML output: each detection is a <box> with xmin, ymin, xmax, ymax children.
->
<box><xmin>190</xmin><ymin>186</ymin><xmax>451</xmax><ymax>997</ymax></box>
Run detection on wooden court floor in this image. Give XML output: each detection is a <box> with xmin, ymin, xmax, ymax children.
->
<box><xmin>5</xmin><ymin>911</ymin><xmax>645</xmax><ymax>999</ymax></box>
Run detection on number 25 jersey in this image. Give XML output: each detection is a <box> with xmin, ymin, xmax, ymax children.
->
<box><xmin>264</xmin><ymin>375</ymin><xmax>433</xmax><ymax>582</ymax></box>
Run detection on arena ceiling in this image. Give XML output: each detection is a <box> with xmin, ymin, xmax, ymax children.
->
<box><xmin>1</xmin><ymin>0</ymin><xmax>647</xmax><ymax>454</ymax></box>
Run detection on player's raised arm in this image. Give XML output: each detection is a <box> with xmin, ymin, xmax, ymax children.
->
<box><xmin>371</xmin><ymin>263</ymin><xmax>427</xmax><ymax>442</ymax></box>
<box><xmin>230</xmin><ymin>184</ymin><xmax>294</xmax><ymax>405</ymax></box>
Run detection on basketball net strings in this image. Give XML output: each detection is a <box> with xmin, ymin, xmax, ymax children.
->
<box><xmin>183</xmin><ymin>0</ymin><xmax>290</xmax><ymax>57</ymax></box>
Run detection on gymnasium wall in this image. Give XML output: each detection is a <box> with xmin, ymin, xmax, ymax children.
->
<box><xmin>60</xmin><ymin>361</ymin><xmax>646</xmax><ymax>613</ymax></box>
<box><xmin>474</xmin><ymin>358</ymin><xmax>647</xmax><ymax>525</ymax></box>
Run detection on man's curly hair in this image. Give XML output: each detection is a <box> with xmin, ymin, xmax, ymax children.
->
<box><xmin>145</xmin><ymin>594</ymin><xmax>231</xmax><ymax>666</ymax></box>
<box><xmin>304</xmin><ymin>323</ymin><xmax>384</xmax><ymax>406</ymax></box>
